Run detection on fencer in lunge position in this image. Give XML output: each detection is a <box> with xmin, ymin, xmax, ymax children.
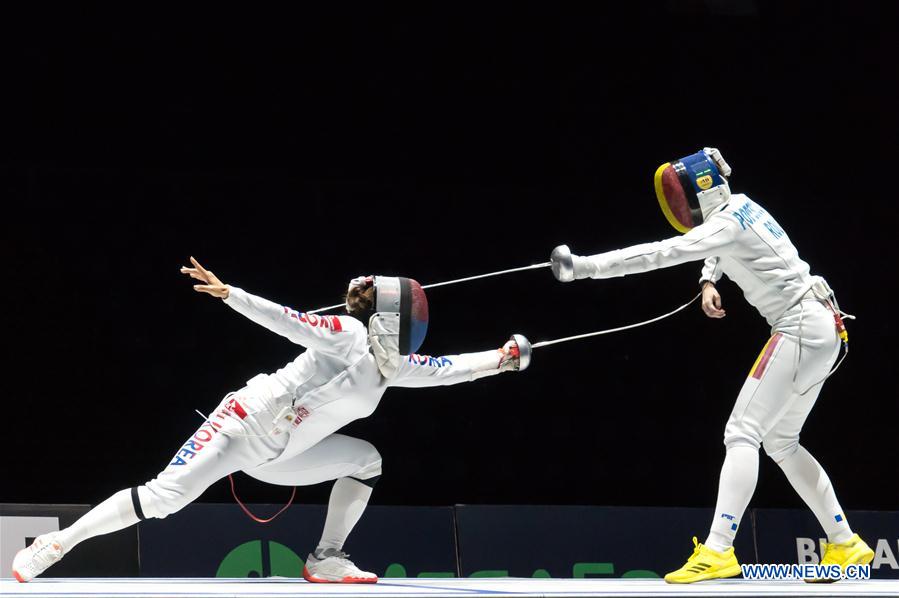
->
<box><xmin>13</xmin><ymin>258</ymin><xmax>525</xmax><ymax>584</ymax></box>
<box><xmin>551</xmin><ymin>148</ymin><xmax>874</xmax><ymax>583</ymax></box>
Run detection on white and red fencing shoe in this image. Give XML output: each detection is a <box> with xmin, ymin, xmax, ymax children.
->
<box><xmin>12</xmin><ymin>533</ymin><xmax>65</xmax><ymax>582</ymax></box>
<box><xmin>302</xmin><ymin>548</ymin><xmax>378</xmax><ymax>583</ymax></box>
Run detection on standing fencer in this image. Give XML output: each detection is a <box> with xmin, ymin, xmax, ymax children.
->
<box><xmin>551</xmin><ymin>148</ymin><xmax>873</xmax><ymax>583</ymax></box>
<box><xmin>13</xmin><ymin>257</ymin><xmax>526</xmax><ymax>584</ymax></box>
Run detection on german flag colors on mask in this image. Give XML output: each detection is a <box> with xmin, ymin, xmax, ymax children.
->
<box><xmin>654</xmin><ymin>150</ymin><xmax>727</xmax><ymax>233</ymax></box>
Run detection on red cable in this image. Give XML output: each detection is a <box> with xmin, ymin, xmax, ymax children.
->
<box><xmin>228</xmin><ymin>474</ymin><xmax>297</xmax><ymax>524</ymax></box>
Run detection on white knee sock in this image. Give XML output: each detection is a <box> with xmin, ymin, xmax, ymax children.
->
<box><xmin>705</xmin><ymin>446</ymin><xmax>759</xmax><ymax>552</ymax></box>
<box><xmin>316</xmin><ymin>478</ymin><xmax>373</xmax><ymax>552</ymax></box>
<box><xmin>776</xmin><ymin>445</ymin><xmax>853</xmax><ymax>544</ymax></box>
<box><xmin>56</xmin><ymin>489</ymin><xmax>140</xmax><ymax>553</ymax></box>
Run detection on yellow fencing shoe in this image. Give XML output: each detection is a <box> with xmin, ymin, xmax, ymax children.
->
<box><xmin>664</xmin><ymin>536</ymin><xmax>742</xmax><ymax>584</ymax></box>
<box><xmin>806</xmin><ymin>533</ymin><xmax>875</xmax><ymax>583</ymax></box>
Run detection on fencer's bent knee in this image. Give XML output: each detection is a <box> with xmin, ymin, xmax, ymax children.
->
<box><xmin>723</xmin><ymin>432</ymin><xmax>761</xmax><ymax>451</ymax></box>
<box><xmin>338</xmin><ymin>437</ymin><xmax>382</xmax><ymax>480</ymax></box>
<box><xmin>351</xmin><ymin>444</ymin><xmax>382</xmax><ymax>481</ymax></box>
<box><xmin>725</xmin><ymin>437</ymin><xmax>760</xmax><ymax>453</ymax></box>
<box><xmin>724</xmin><ymin>414</ymin><xmax>765</xmax><ymax>451</ymax></box>
<box><xmin>764</xmin><ymin>437</ymin><xmax>800</xmax><ymax>463</ymax></box>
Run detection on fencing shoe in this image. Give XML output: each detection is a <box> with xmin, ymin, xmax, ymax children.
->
<box><xmin>806</xmin><ymin>533</ymin><xmax>875</xmax><ymax>583</ymax></box>
<box><xmin>303</xmin><ymin>548</ymin><xmax>378</xmax><ymax>583</ymax></box>
<box><xmin>664</xmin><ymin>536</ymin><xmax>741</xmax><ymax>584</ymax></box>
<box><xmin>12</xmin><ymin>533</ymin><xmax>65</xmax><ymax>582</ymax></box>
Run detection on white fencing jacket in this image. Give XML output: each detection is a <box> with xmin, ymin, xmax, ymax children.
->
<box><xmin>222</xmin><ymin>286</ymin><xmax>504</xmax><ymax>464</ymax></box>
<box><xmin>578</xmin><ymin>194</ymin><xmax>824</xmax><ymax>326</ymax></box>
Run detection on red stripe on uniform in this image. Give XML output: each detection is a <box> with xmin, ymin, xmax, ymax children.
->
<box><xmin>329</xmin><ymin>316</ymin><xmax>342</xmax><ymax>332</ymax></box>
<box><xmin>752</xmin><ymin>333</ymin><xmax>782</xmax><ymax>380</ymax></box>
<box><xmin>227</xmin><ymin>399</ymin><xmax>248</xmax><ymax>419</ymax></box>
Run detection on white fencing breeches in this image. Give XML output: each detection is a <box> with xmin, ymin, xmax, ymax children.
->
<box><xmin>137</xmin><ymin>392</ymin><xmax>381</xmax><ymax>520</ymax></box>
<box><xmin>246</xmin><ymin>434</ymin><xmax>382</xmax><ymax>487</ymax></box>
<box><xmin>137</xmin><ymin>391</ymin><xmax>287</xmax><ymax>519</ymax></box>
<box><xmin>723</xmin><ymin>299</ymin><xmax>840</xmax><ymax>459</ymax></box>
<box><xmin>706</xmin><ymin>298</ymin><xmax>848</xmax><ymax>550</ymax></box>
<box><xmin>244</xmin><ymin>433</ymin><xmax>382</xmax><ymax>553</ymax></box>
<box><xmin>57</xmin><ymin>390</ymin><xmax>381</xmax><ymax>554</ymax></box>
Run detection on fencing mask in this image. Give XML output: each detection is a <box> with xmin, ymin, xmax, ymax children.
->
<box><xmin>348</xmin><ymin>275</ymin><xmax>429</xmax><ymax>378</ymax></box>
<box><xmin>654</xmin><ymin>147</ymin><xmax>733</xmax><ymax>233</ymax></box>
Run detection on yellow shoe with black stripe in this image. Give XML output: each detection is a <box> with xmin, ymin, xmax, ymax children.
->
<box><xmin>664</xmin><ymin>537</ymin><xmax>741</xmax><ymax>584</ymax></box>
<box><xmin>805</xmin><ymin>533</ymin><xmax>875</xmax><ymax>583</ymax></box>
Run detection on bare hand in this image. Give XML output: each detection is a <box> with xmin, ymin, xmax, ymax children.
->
<box><xmin>180</xmin><ymin>256</ymin><xmax>230</xmax><ymax>299</ymax></box>
<box><xmin>701</xmin><ymin>282</ymin><xmax>725</xmax><ymax>318</ymax></box>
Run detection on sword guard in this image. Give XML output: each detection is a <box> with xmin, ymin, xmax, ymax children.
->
<box><xmin>550</xmin><ymin>245</ymin><xmax>574</xmax><ymax>282</ymax></box>
<box><xmin>511</xmin><ymin>334</ymin><xmax>532</xmax><ymax>371</ymax></box>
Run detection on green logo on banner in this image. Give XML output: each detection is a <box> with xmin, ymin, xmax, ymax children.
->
<box><xmin>216</xmin><ymin>540</ymin><xmax>304</xmax><ymax>578</ymax></box>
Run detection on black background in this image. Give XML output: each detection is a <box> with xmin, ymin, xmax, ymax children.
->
<box><xmin>2</xmin><ymin>3</ymin><xmax>896</xmax><ymax>513</ymax></box>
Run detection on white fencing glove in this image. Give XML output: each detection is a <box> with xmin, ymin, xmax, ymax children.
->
<box><xmin>551</xmin><ymin>245</ymin><xmax>594</xmax><ymax>282</ymax></box>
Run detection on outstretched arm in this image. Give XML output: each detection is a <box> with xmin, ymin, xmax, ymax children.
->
<box><xmin>557</xmin><ymin>216</ymin><xmax>740</xmax><ymax>281</ymax></box>
<box><xmin>181</xmin><ymin>257</ymin><xmax>352</xmax><ymax>353</ymax></box>
<box><xmin>389</xmin><ymin>338</ymin><xmax>522</xmax><ymax>388</ymax></box>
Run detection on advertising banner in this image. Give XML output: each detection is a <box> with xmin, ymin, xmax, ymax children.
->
<box><xmin>7</xmin><ymin>502</ymin><xmax>894</xmax><ymax>580</ymax></box>
<box><xmin>454</xmin><ymin>505</ymin><xmax>758</xmax><ymax>578</ymax></box>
